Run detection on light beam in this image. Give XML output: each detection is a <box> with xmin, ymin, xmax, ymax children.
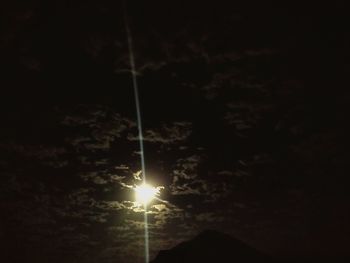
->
<box><xmin>122</xmin><ymin>1</ymin><xmax>149</xmax><ymax>262</ymax></box>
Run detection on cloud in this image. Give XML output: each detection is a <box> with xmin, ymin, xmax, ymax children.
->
<box><xmin>128</xmin><ymin>122</ymin><xmax>192</xmax><ymax>144</ymax></box>
<box><xmin>115</xmin><ymin>164</ymin><xmax>129</xmax><ymax>170</ymax></box>
<box><xmin>95</xmin><ymin>201</ymin><xmax>128</xmax><ymax>211</ymax></box>
<box><xmin>195</xmin><ymin>212</ymin><xmax>225</xmax><ymax>223</ymax></box>
<box><xmin>151</xmin><ymin>204</ymin><xmax>184</xmax><ymax>228</ymax></box>
<box><xmin>224</xmin><ymin>102</ymin><xmax>274</xmax><ymax>131</ymax></box>
<box><xmin>133</xmin><ymin>170</ymin><xmax>142</xmax><ymax>181</ymax></box>
<box><xmin>173</xmin><ymin>155</ymin><xmax>201</xmax><ymax>180</ymax></box>
<box><xmin>170</xmin><ymin>155</ymin><xmax>208</xmax><ymax>196</ymax></box>
<box><xmin>79</xmin><ymin>170</ymin><xmax>129</xmax><ymax>186</ymax></box>
<box><xmin>0</xmin><ymin>142</ymin><xmax>68</xmax><ymax>168</ymax></box>
<box><xmin>170</xmin><ymin>179</ymin><xmax>207</xmax><ymax>196</ymax></box>
<box><xmin>169</xmin><ymin>156</ymin><xmax>239</xmax><ymax>205</ymax></box>
<box><xmin>62</xmin><ymin>105</ymin><xmax>134</xmax><ymax>152</ymax></box>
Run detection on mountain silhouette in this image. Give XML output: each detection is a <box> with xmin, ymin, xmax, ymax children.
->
<box><xmin>151</xmin><ymin>230</ymin><xmax>273</xmax><ymax>263</ymax></box>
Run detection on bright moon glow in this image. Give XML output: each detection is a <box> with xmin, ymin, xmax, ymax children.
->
<box><xmin>135</xmin><ymin>183</ymin><xmax>159</xmax><ymax>205</ymax></box>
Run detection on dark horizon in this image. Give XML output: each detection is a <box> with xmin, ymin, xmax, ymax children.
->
<box><xmin>1</xmin><ymin>1</ymin><xmax>349</xmax><ymax>262</ymax></box>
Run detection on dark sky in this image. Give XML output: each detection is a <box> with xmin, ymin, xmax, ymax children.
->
<box><xmin>1</xmin><ymin>1</ymin><xmax>349</xmax><ymax>262</ymax></box>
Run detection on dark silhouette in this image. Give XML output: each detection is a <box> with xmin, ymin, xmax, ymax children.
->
<box><xmin>151</xmin><ymin>230</ymin><xmax>273</xmax><ymax>263</ymax></box>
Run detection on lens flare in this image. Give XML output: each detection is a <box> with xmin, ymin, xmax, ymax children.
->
<box><xmin>123</xmin><ymin>0</ymin><xmax>150</xmax><ymax>261</ymax></box>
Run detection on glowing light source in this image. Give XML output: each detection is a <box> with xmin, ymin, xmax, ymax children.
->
<box><xmin>135</xmin><ymin>183</ymin><xmax>159</xmax><ymax>205</ymax></box>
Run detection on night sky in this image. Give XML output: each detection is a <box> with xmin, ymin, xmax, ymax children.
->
<box><xmin>1</xmin><ymin>1</ymin><xmax>349</xmax><ymax>262</ymax></box>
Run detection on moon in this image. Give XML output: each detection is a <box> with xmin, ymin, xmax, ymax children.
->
<box><xmin>134</xmin><ymin>183</ymin><xmax>159</xmax><ymax>205</ymax></box>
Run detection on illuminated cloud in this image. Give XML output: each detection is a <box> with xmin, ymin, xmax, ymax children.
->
<box><xmin>127</xmin><ymin>122</ymin><xmax>192</xmax><ymax>144</ymax></box>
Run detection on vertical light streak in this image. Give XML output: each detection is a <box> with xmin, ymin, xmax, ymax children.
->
<box><xmin>122</xmin><ymin>1</ymin><xmax>149</xmax><ymax>263</ymax></box>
